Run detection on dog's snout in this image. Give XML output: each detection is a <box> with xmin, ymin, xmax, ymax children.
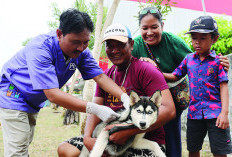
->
<box><xmin>139</xmin><ymin>121</ymin><xmax>146</xmax><ymax>128</ymax></box>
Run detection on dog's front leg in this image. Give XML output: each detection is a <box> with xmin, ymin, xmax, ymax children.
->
<box><xmin>79</xmin><ymin>146</ymin><xmax>89</xmax><ymax>157</ymax></box>
<box><xmin>131</xmin><ymin>135</ymin><xmax>166</xmax><ymax>157</ymax></box>
<box><xmin>89</xmin><ymin>130</ymin><xmax>109</xmax><ymax>157</ymax></box>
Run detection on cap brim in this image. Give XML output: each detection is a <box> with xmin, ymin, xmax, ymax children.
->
<box><xmin>102</xmin><ymin>36</ymin><xmax>128</xmax><ymax>43</ymax></box>
<box><xmin>185</xmin><ymin>29</ymin><xmax>214</xmax><ymax>34</ymax></box>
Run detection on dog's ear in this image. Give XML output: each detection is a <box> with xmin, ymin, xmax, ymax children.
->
<box><xmin>149</xmin><ymin>90</ymin><xmax>162</xmax><ymax>108</ymax></box>
<box><xmin>130</xmin><ymin>91</ymin><xmax>140</xmax><ymax>106</ymax></box>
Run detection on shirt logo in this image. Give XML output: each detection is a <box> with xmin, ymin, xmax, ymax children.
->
<box><xmin>106</xmin><ymin>86</ymin><xmax>126</xmax><ymax>108</ymax></box>
<box><xmin>208</xmin><ymin>68</ymin><xmax>214</xmax><ymax>74</ymax></box>
<box><xmin>6</xmin><ymin>90</ymin><xmax>13</xmax><ymax>96</ymax></box>
<box><xmin>6</xmin><ymin>84</ymin><xmax>21</xmax><ymax>99</ymax></box>
<box><xmin>192</xmin><ymin>18</ymin><xmax>205</xmax><ymax>28</ymax></box>
<box><xmin>156</xmin><ymin>57</ymin><xmax>160</xmax><ymax>63</ymax></box>
<box><xmin>195</xmin><ymin>18</ymin><xmax>201</xmax><ymax>24</ymax></box>
<box><xmin>69</xmin><ymin>63</ymin><xmax>77</xmax><ymax>70</ymax></box>
<box><xmin>105</xmin><ymin>28</ymin><xmax>125</xmax><ymax>34</ymax></box>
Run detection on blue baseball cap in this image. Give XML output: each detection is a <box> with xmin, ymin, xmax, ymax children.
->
<box><xmin>186</xmin><ymin>16</ymin><xmax>218</xmax><ymax>34</ymax></box>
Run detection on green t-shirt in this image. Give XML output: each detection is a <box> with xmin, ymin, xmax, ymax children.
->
<box><xmin>132</xmin><ymin>32</ymin><xmax>192</xmax><ymax>73</ymax></box>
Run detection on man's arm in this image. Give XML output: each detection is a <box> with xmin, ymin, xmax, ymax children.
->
<box><xmin>83</xmin><ymin>97</ymin><xmax>103</xmax><ymax>151</ymax></box>
<box><xmin>216</xmin><ymin>82</ymin><xmax>230</xmax><ymax>129</ymax></box>
<box><xmin>44</xmin><ymin>88</ymin><xmax>87</xmax><ymax>112</ymax></box>
<box><xmin>43</xmin><ymin>88</ymin><xmax>119</xmax><ymax>122</ymax></box>
<box><xmin>93</xmin><ymin>73</ymin><xmax>123</xmax><ymax>100</ymax></box>
<box><xmin>149</xmin><ymin>89</ymin><xmax>176</xmax><ymax>129</ymax></box>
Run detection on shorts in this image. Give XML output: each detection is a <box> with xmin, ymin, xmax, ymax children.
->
<box><xmin>66</xmin><ymin>137</ymin><xmax>84</xmax><ymax>151</ymax></box>
<box><xmin>66</xmin><ymin>136</ymin><xmax>166</xmax><ymax>157</ymax></box>
<box><xmin>187</xmin><ymin>118</ymin><xmax>232</xmax><ymax>155</ymax></box>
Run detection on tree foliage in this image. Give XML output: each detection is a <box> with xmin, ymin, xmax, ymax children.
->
<box><xmin>136</xmin><ymin>0</ymin><xmax>177</xmax><ymax>20</ymax></box>
<box><xmin>22</xmin><ymin>38</ymin><xmax>32</xmax><ymax>46</ymax></box>
<box><xmin>178</xmin><ymin>16</ymin><xmax>232</xmax><ymax>55</ymax></box>
<box><xmin>48</xmin><ymin>0</ymin><xmax>108</xmax><ymax>52</ymax></box>
<box><xmin>23</xmin><ymin>0</ymin><xmax>174</xmax><ymax>54</ymax></box>
<box><xmin>212</xmin><ymin>17</ymin><xmax>232</xmax><ymax>55</ymax></box>
<box><xmin>47</xmin><ymin>3</ymin><xmax>61</xmax><ymax>30</ymax></box>
<box><xmin>130</xmin><ymin>0</ymin><xmax>175</xmax><ymax>35</ymax></box>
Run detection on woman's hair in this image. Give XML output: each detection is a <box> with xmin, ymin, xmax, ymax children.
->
<box><xmin>138</xmin><ymin>7</ymin><xmax>163</xmax><ymax>26</ymax></box>
<box><xmin>59</xmin><ymin>8</ymin><xmax>94</xmax><ymax>36</ymax></box>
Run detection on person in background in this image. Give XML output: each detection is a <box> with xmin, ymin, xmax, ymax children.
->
<box><xmin>57</xmin><ymin>23</ymin><xmax>176</xmax><ymax>157</ymax></box>
<box><xmin>0</xmin><ymin>9</ymin><xmax>130</xmax><ymax>157</ymax></box>
<box><xmin>131</xmin><ymin>6</ymin><xmax>230</xmax><ymax>157</ymax></box>
<box><xmin>163</xmin><ymin>15</ymin><xmax>232</xmax><ymax>157</ymax></box>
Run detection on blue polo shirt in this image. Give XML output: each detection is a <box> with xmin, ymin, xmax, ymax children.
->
<box><xmin>172</xmin><ymin>51</ymin><xmax>228</xmax><ymax>119</ymax></box>
<box><xmin>0</xmin><ymin>31</ymin><xmax>103</xmax><ymax>113</ymax></box>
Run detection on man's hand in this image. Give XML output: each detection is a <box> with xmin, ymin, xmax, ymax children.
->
<box><xmin>218</xmin><ymin>53</ymin><xmax>230</xmax><ymax>72</ymax></box>
<box><xmin>86</xmin><ymin>102</ymin><xmax>119</xmax><ymax>123</ymax></box>
<box><xmin>83</xmin><ymin>136</ymin><xmax>96</xmax><ymax>152</ymax></box>
<box><xmin>104</xmin><ymin>124</ymin><xmax>134</xmax><ymax>145</ymax></box>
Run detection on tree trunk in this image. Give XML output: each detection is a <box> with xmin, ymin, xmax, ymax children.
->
<box><xmin>63</xmin><ymin>109</ymin><xmax>79</xmax><ymax>125</ymax></box>
<box><xmin>82</xmin><ymin>0</ymin><xmax>121</xmax><ymax>102</ymax></box>
<box><xmin>80</xmin><ymin>0</ymin><xmax>121</xmax><ymax>133</ymax></box>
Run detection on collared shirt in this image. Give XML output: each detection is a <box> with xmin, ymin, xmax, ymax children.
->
<box><xmin>173</xmin><ymin>50</ymin><xmax>228</xmax><ymax>119</ymax></box>
<box><xmin>0</xmin><ymin>31</ymin><xmax>103</xmax><ymax>113</ymax></box>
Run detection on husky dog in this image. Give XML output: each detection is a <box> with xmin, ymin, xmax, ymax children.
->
<box><xmin>80</xmin><ymin>90</ymin><xmax>166</xmax><ymax>157</ymax></box>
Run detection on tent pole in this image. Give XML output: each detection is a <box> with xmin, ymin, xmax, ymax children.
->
<box><xmin>201</xmin><ymin>0</ymin><xmax>207</xmax><ymax>15</ymax></box>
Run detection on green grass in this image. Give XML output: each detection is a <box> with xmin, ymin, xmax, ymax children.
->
<box><xmin>0</xmin><ymin>107</ymin><xmax>79</xmax><ymax>157</ymax></box>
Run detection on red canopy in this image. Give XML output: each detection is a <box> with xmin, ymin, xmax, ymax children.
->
<box><xmin>128</xmin><ymin>0</ymin><xmax>232</xmax><ymax>16</ymax></box>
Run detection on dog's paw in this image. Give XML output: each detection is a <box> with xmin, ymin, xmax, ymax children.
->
<box><xmin>118</xmin><ymin>109</ymin><xmax>130</xmax><ymax>121</ymax></box>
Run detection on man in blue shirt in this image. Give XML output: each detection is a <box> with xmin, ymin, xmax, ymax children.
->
<box><xmin>0</xmin><ymin>9</ymin><xmax>130</xmax><ymax>157</ymax></box>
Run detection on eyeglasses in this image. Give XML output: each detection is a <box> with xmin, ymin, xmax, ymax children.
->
<box><xmin>140</xmin><ymin>9</ymin><xmax>158</xmax><ymax>15</ymax></box>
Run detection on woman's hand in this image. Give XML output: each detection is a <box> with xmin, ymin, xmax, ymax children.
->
<box><xmin>218</xmin><ymin>53</ymin><xmax>230</xmax><ymax>72</ymax></box>
<box><xmin>139</xmin><ymin>57</ymin><xmax>157</xmax><ymax>67</ymax></box>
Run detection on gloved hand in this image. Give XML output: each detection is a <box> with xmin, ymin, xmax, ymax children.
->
<box><xmin>121</xmin><ymin>93</ymin><xmax>130</xmax><ymax>110</ymax></box>
<box><xmin>86</xmin><ymin>102</ymin><xmax>120</xmax><ymax>123</ymax></box>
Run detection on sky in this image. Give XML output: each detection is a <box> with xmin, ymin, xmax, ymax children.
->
<box><xmin>0</xmin><ymin>0</ymin><xmax>74</xmax><ymax>69</ymax></box>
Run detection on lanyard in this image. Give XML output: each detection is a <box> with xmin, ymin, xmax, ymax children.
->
<box><xmin>144</xmin><ymin>41</ymin><xmax>162</xmax><ymax>72</ymax></box>
<box><xmin>113</xmin><ymin>62</ymin><xmax>131</xmax><ymax>87</ymax></box>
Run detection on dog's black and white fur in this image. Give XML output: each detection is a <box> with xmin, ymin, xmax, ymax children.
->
<box><xmin>80</xmin><ymin>90</ymin><xmax>166</xmax><ymax>157</ymax></box>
